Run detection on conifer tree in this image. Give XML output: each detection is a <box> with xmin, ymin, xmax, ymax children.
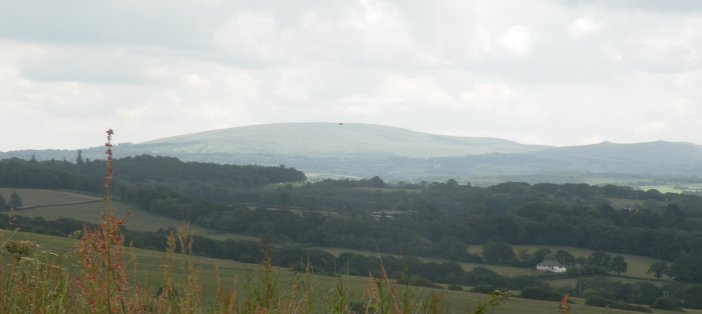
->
<box><xmin>9</xmin><ymin>192</ymin><xmax>22</xmax><ymax>208</ymax></box>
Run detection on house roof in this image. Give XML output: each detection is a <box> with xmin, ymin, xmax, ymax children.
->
<box><xmin>537</xmin><ymin>260</ymin><xmax>565</xmax><ymax>267</ymax></box>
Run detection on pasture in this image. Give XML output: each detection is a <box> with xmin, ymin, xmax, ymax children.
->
<box><xmin>2</xmin><ymin>229</ymin><xmax>697</xmax><ymax>314</ymax></box>
<box><xmin>0</xmin><ymin>187</ymin><xmax>99</xmax><ymax>207</ymax></box>
<box><xmin>8</xmin><ymin>188</ymin><xmax>260</xmax><ymax>242</ymax></box>
<box><xmin>638</xmin><ymin>184</ymin><xmax>702</xmax><ymax>194</ymax></box>
<box><xmin>319</xmin><ymin>247</ymin><xmax>535</xmax><ymax>277</ymax></box>
<box><xmin>607</xmin><ymin>197</ymin><xmax>648</xmax><ymax>209</ymax></box>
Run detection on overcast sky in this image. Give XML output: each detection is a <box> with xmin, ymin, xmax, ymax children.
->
<box><xmin>1</xmin><ymin>0</ymin><xmax>701</xmax><ymax>151</ymax></box>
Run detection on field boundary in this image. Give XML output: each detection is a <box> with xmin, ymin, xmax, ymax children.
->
<box><xmin>17</xmin><ymin>200</ymin><xmax>102</xmax><ymax>210</ymax></box>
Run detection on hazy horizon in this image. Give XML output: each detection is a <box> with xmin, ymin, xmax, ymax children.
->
<box><xmin>2</xmin><ymin>1</ymin><xmax>701</xmax><ymax>151</ymax></box>
<box><xmin>4</xmin><ymin>121</ymin><xmax>702</xmax><ymax>153</ymax></box>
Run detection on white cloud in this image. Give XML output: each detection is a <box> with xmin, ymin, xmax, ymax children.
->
<box><xmin>568</xmin><ymin>17</ymin><xmax>603</xmax><ymax>35</ymax></box>
<box><xmin>497</xmin><ymin>25</ymin><xmax>532</xmax><ymax>56</ymax></box>
<box><xmin>459</xmin><ymin>83</ymin><xmax>514</xmax><ymax>105</ymax></box>
<box><xmin>601</xmin><ymin>45</ymin><xmax>624</xmax><ymax>62</ymax></box>
<box><xmin>634</xmin><ymin>121</ymin><xmax>668</xmax><ymax>136</ymax></box>
<box><xmin>213</xmin><ymin>12</ymin><xmax>279</xmax><ymax>60</ymax></box>
<box><xmin>380</xmin><ymin>74</ymin><xmax>454</xmax><ymax>106</ymax></box>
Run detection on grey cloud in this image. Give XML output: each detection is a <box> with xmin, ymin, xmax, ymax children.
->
<box><xmin>0</xmin><ymin>0</ymin><xmax>221</xmax><ymax>48</ymax></box>
<box><xmin>563</xmin><ymin>0</ymin><xmax>702</xmax><ymax>12</ymax></box>
<box><xmin>2</xmin><ymin>0</ymin><xmax>702</xmax><ymax>150</ymax></box>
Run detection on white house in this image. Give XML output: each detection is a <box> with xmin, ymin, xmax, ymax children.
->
<box><xmin>536</xmin><ymin>260</ymin><xmax>567</xmax><ymax>273</ymax></box>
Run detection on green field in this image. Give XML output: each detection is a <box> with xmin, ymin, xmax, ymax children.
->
<box><xmin>638</xmin><ymin>184</ymin><xmax>702</xmax><ymax>194</ymax></box>
<box><xmin>2</xmin><ymin>230</ymin><xmax>697</xmax><ymax>314</ymax></box>
<box><xmin>318</xmin><ymin>247</ymin><xmax>535</xmax><ymax>277</ymax></box>
<box><xmin>6</xmin><ymin>188</ymin><xmax>260</xmax><ymax>242</ymax></box>
<box><xmin>607</xmin><ymin>197</ymin><xmax>648</xmax><ymax>209</ymax></box>
<box><xmin>0</xmin><ymin>187</ymin><xmax>100</xmax><ymax>207</ymax></box>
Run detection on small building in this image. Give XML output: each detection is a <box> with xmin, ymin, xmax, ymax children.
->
<box><xmin>536</xmin><ymin>260</ymin><xmax>567</xmax><ymax>273</ymax></box>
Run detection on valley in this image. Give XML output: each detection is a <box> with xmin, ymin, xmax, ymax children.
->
<box><xmin>3</xmin><ymin>155</ymin><xmax>702</xmax><ymax>312</ymax></box>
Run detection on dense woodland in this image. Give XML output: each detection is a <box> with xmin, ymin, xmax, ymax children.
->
<box><xmin>4</xmin><ymin>155</ymin><xmax>702</xmax><ymax>310</ymax></box>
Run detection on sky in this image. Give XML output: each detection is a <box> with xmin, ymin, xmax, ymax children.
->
<box><xmin>1</xmin><ymin>0</ymin><xmax>702</xmax><ymax>151</ymax></box>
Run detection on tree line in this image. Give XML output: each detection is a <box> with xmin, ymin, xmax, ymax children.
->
<box><xmin>5</xmin><ymin>156</ymin><xmax>702</xmax><ymax>285</ymax></box>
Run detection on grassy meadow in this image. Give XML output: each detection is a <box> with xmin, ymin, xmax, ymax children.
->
<box><xmin>7</xmin><ymin>188</ymin><xmax>260</xmax><ymax>242</ymax></box>
<box><xmin>0</xmin><ymin>187</ymin><xmax>100</xmax><ymax>207</ymax></box>
<box><xmin>2</xmin><ymin>229</ymin><xmax>697</xmax><ymax>314</ymax></box>
<box><xmin>318</xmin><ymin>247</ymin><xmax>534</xmax><ymax>277</ymax></box>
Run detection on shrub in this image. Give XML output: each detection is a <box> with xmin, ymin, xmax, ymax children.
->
<box><xmin>5</xmin><ymin>240</ymin><xmax>37</xmax><ymax>257</ymax></box>
<box><xmin>651</xmin><ymin>297</ymin><xmax>681</xmax><ymax>311</ymax></box>
<box><xmin>471</xmin><ymin>285</ymin><xmax>497</xmax><ymax>294</ymax></box>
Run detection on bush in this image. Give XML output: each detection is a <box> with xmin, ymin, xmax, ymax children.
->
<box><xmin>447</xmin><ymin>284</ymin><xmax>463</xmax><ymax>291</ymax></box>
<box><xmin>5</xmin><ymin>240</ymin><xmax>37</xmax><ymax>257</ymax></box>
<box><xmin>471</xmin><ymin>285</ymin><xmax>497</xmax><ymax>294</ymax></box>
<box><xmin>651</xmin><ymin>297</ymin><xmax>681</xmax><ymax>311</ymax></box>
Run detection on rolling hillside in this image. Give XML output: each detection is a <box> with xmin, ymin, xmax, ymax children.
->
<box><xmin>3</xmin><ymin>122</ymin><xmax>702</xmax><ymax>182</ymax></box>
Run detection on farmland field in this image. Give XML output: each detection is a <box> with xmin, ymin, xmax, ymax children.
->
<box><xmin>7</xmin><ymin>188</ymin><xmax>260</xmax><ymax>242</ymax></box>
<box><xmin>607</xmin><ymin>197</ymin><xmax>647</xmax><ymax>209</ymax></box>
<box><xmin>319</xmin><ymin>247</ymin><xmax>535</xmax><ymax>277</ymax></box>
<box><xmin>0</xmin><ymin>187</ymin><xmax>99</xmax><ymax>207</ymax></box>
<box><xmin>638</xmin><ymin>184</ymin><xmax>702</xmax><ymax>194</ymax></box>
<box><xmin>1</xmin><ymin>229</ymin><xmax>697</xmax><ymax>314</ymax></box>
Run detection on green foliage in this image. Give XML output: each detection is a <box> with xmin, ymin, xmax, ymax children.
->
<box><xmin>610</xmin><ymin>255</ymin><xmax>628</xmax><ymax>274</ymax></box>
<box><xmin>10</xmin><ymin>155</ymin><xmax>702</xmax><ymax>287</ymax></box>
<box><xmin>5</xmin><ymin>240</ymin><xmax>37</xmax><ymax>257</ymax></box>
<box><xmin>647</xmin><ymin>262</ymin><xmax>669</xmax><ymax>279</ymax></box>
<box><xmin>9</xmin><ymin>192</ymin><xmax>22</xmax><ymax>209</ymax></box>
<box><xmin>482</xmin><ymin>242</ymin><xmax>516</xmax><ymax>264</ymax></box>
<box><xmin>651</xmin><ymin>297</ymin><xmax>680</xmax><ymax>311</ymax></box>
<box><xmin>555</xmin><ymin>250</ymin><xmax>576</xmax><ymax>266</ymax></box>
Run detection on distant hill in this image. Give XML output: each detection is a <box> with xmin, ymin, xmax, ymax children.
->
<box><xmin>139</xmin><ymin>123</ymin><xmax>546</xmax><ymax>158</ymax></box>
<box><xmin>3</xmin><ymin>122</ymin><xmax>702</xmax><ymax>182</ymax></box>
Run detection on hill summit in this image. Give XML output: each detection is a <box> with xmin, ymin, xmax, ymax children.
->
<box><xmin>142</xmin><ymin>122</ymin><xmax>544</xmax><ymax>158</ymax></box>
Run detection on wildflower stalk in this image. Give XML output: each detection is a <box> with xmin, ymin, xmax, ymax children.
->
<box><xmin>76</xmin><ymin>129</ymin><xmax>129</xmax><ymax>314</ymax></box>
